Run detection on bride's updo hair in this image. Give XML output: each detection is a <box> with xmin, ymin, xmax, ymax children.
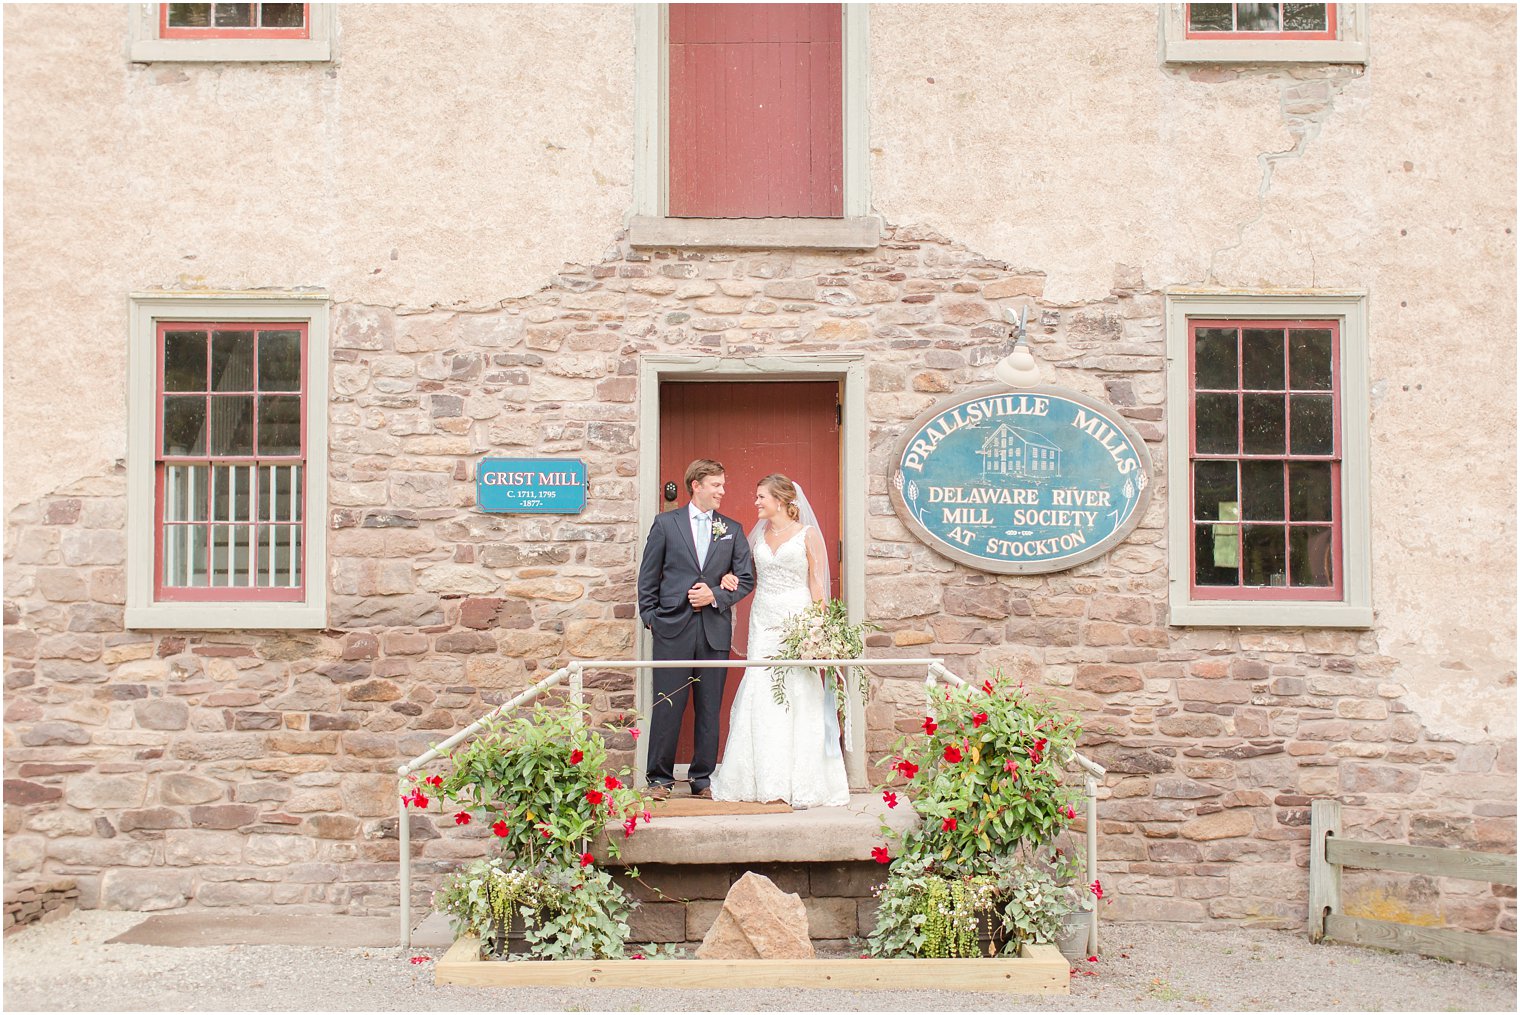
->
<box><xmin>758</xmin><ymin>474</ymin><xmax>802</xmax><ymax>522</ymax></box>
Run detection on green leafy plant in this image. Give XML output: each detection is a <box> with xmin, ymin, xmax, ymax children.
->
<box><xmin>433</xmin><ymin>856</ymin><xmax>635</xmax><ymax>960</ymax></box>
<box><xmin>430</xmin><ymin>699</ymin><xmax>652</xmax><ymax>864</ymax></box>
<box><xmin>867</xmin><ymin>851</ymin><xmax>1080</xmax><ymax>958</ymax></box>
<box><xmin>880</xmin><ymin>671</ymin><xmax>1084</xmax><ymax>864</ymax></box>
<box><xmin>773</xmin><ymin>597</ymin><xmax>876</xmax><ymax>722</ymax></box>
<box><xmin>865</xmin><ymin>671</ymin><xmax>1095</xmax><ymax>959</ymax></box>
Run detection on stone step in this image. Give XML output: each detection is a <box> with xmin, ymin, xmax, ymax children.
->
<box><xmin>594</xmin><ymin>793</ymin><xmax>918</xmax><ymax>865</ymax></box>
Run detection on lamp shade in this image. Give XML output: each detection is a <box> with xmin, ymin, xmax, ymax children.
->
<box><xmin>994</xmin><ymin>343</ymin><xmax>1042</xmax><ymax>388</ymax></box>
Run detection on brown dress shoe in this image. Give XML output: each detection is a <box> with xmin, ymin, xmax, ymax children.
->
<box><xmin>646</xmin><ymin>784</ymin><xmax>671</xmax><ymax>801</ymax></box>
<box><xmin>692</xmin><ymin>786</ymin><xmax>713</xmax><ymax>800</ymax></box>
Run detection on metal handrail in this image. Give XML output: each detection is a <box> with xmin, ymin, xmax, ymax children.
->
<box><xmin>925</xmin><ymin>661</ymin><xmax>1105</xmax><ymax>957</ymax></box>
<box><xmin>397</xmin><ymin>656</ymin><xmax>1105</xmax><ymax>952</ymax></box>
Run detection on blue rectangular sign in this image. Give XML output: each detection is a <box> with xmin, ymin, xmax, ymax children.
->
<box><xmin>476</xmin><ymin>458</ymin><xmax>587</xmax><ymax>514</ymax></box>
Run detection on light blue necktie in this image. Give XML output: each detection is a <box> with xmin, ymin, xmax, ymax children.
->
<box><xmin>695</xmin><ymin>512</ymin><xmax>711</xmax><ymax>565</ymax></box>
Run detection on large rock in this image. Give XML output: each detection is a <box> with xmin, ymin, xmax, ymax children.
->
<box><xmin>99</xmin><ymin>869</ymin><xmax>191</xmax><ymax>911</ymax></box>
<box><xmin>695</xmin><ymin>872</ymin><xmax>815</xmax><ymax>960</ymax></box>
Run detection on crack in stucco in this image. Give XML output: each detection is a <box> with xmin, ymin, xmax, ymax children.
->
<box><xmin>1202</xmin><ymin>73</ymin><xmax>1356</xmax><ymax>285</ymax></box>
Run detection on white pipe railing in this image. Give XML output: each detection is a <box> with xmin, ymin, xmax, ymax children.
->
<box><xmin>398</xmin><ymin>656</ymin><xmax>1105</xmax><ymax>954</ymax></box>
<box><xmin>925</xmin><ymin>661</ymin><xmax>1105</xmax><ymax>957</ymax></box>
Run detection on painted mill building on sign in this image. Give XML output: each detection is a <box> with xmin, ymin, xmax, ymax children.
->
<box><xmin>3</xmin><ymin>4</ymin><xmax>1515</xmax><ymax>940</ymax></box>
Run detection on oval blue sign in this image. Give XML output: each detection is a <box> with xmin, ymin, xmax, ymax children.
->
<box><xmin>890</xmin><ymin>386</ymin><xmax>1153</xmax><ymax>574</ymax></box>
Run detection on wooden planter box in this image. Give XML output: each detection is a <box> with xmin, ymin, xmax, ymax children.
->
<box><xmin>434</xmin><ymin>936</ymin><xmax>1070</xmax><ymax>994</ymax></box>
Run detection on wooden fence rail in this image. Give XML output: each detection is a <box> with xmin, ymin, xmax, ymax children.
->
<box><xmin>1309</xmin><ymin>799</ymin><xmax>1517</xmax><ymax>971</ymax></box>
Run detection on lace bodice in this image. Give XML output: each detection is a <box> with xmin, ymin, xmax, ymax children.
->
<box><xmin>748</xmin><ymin>528</ymin><xmax>812</xmax><ymax>657</ymax></box>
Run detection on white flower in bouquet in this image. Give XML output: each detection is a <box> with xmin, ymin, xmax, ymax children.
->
<box><xmin>771</xmin><ymin>599</ymin><xmax>877</xmax><ymax>725</ymax></box>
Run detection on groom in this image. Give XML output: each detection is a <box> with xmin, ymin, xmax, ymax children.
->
<box><xmin>637</xmin><ymin>459</ymin><xmax>755</xmax><ymax>799</ymax></box>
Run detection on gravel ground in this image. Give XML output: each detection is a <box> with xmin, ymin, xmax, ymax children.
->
<box><xmin>3</xmin><ymin>910</ymin><xmax>1515</xmax><ymax>1012</ymax></box>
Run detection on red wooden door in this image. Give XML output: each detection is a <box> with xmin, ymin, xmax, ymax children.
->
<box><xmin>659</xmin><ymin>380</ymin><xmax>841</xmax><ymax>762</ymax></box>
<box><xmin>667</xmin><ymin>3</ymin><xmax>844</xmax><ymax>218</ymax></box>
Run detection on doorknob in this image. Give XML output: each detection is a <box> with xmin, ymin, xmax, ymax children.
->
<box><xmin>663</xmin><ymin>481</ymin><xmax>678</xmax><ymax>502</ymax></box>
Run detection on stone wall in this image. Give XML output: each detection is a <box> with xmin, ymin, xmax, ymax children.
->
<box><xmin>3</xmin><ymin>223</ymin><xmax>1513</xmax><ymax>937</ymax></box>
<box><xmin>3</xmin><ymin>876</ymin><xmax>78</xmax><ymax>933</ymax></box>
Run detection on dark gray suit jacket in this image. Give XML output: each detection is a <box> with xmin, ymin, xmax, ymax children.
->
<box><xmin>637</xmin><ymin>507</ymin><xmax>756</xmax><ymax>653</ymax></box>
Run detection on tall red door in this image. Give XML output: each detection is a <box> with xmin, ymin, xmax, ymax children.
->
<box><xmin>658</xmin><ymin>380</ymin><xmax>841</xmax><ymax>762</ymax></box>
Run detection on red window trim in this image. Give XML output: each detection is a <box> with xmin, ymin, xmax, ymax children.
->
<box><xmin>1187</xmin><ymin>318</ymin><xmax>1344</xmax><ymax>602</ymax></box>
<box><xmin>1183</xmin><ymin>3</ymin><xmax>1338</xmax><ymax>42</ymax></box>
<box><xmin>159</xmin><ymin>3</ymin><xmax>311</xmax><ymax>40</ymax></box>
<box><xmin>153</xmin><ymin>321</ymin><xmax>308</xmax><ymax>603</ymax></box>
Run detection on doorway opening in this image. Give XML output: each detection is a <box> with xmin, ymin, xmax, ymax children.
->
<box><xmin>658</xmin><ymin>379</ymin><xmax>843</xmax><ymax>770</ymax></box>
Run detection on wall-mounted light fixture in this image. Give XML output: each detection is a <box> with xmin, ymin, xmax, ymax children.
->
<box><xmin>994</xmin><ymin>305</ymin><xmax>1042</xmax><ymax>388</ymax></box>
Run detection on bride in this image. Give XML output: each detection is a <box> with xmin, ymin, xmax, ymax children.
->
<box><xmin>709</xmin><ymin>474</ymin><xmax>850</xmax><ymax>808</ymax></box>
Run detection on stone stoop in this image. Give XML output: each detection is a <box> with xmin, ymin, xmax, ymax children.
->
<box><xmin>4</xmin><ymin>877</ymin><xmax>79</xmax><ymax>934</ymax></box>
<box><xmin>593</xmin><ymin>793</ymin><xmax>919</xmax><ymax>948</ymax></box>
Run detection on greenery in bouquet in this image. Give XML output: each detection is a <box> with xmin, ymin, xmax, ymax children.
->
<box><xmin>405</xmin><ymin>699</ymin><xmax>653</xmax><ymax>866</ymax></box>
<box><xmin>433</xmin><ymin>855</ymin><xmax>635</xmax><ymax>960</ymax></box>
<box><xmin>772</xmin><ymin>597</ymin><xmax>876</xmax><ymax>723</ymax></box>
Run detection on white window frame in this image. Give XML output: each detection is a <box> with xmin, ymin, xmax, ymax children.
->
<box><xmin>628</xmin><ymin>3</ymin><xmax>880</xmax><ymax>250</ymax></box>
<box><xmin>128</xmin><ymin>3</ymin><xmax>334</xmax><ymax>63</ymax></box>
<box><xmin>126</xmin><ymin>292</ymin><xmax>329</xmax><ymax>629</ymax></box>
<box><xmin>1165</xmin><ymin>290</ymin><xmax>1372</xmax><ymax>628</ymax></box>
<box><xmin>1161</xmin><ymin>3</ymin><xmax>1370</xmax><ymax>65</ymax></box>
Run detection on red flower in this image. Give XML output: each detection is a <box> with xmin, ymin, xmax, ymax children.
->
<box><xmin>538</xmin><ymin>824</ymin><xmax>553</xmax><ymax>838</ymax></box>
<box><xmin>972</xmin><ymin>711</ymin><xmax>988</xmax><ymax>728</ymax></box>
<box><xmin>921</xmin><ymin>715</ymin><xmax>937</xmax><ymax>735</ymax></box>
<box><xmin>402</xmin><ymin>790</ymin><xmax>429</xmax><ymax>809</ymax></box>
<box><xmin>871</xmin><ymin>845</ymin><xmax>891</xmax><ymax>864</ymax></box>
<box><xmin>882</xmin><ymin>791</ymin><xmax>898</xmax><ymax>809</ymax></box>
<box><xmin>580</xmin><ymin>852</ymin><xmax>594</xmax><ymax>868</ymax></box>
<box><xmin>1090</xmin><ymin>879</ymin><xmax>1104</xmax><ymax>900</ymax></box>
<box><xmin>585</xmin><ymin>789</ymin><xmax>604</xmax><ymax>806</ymax></box>
<box><xmin>424</xmin><ymin>774</ymin><xmax>443</xmax><ymax>788</ymax></box>
<box><xmin>491</xmin><ymin>820</ymin><xmax>508</xmax><ymax>837</ymax></box>
<box><xmin>641</xmin><ymin>810</ymin><xmax>652</xmax><ymax>823</ymax></box>
<box><xmin>1063</xmin><ymin>805</ymin><xmax>1077</xmax><ymax>820</ymax></box>
<box><xmin>1034</xmin><ymin>737</ymin><xmax>1048</xmax><ymax>752</ymax></box>
<box><xmin>943</xmin><ymin>745</ymin><xmax>962</xmax><ymax>764</ymax></box>
<box><xmin>1087</xmin><ymin>955</ymin><xmax>1098</xmax><ymax>963</ymax></box>
<box><xmin>1003</xmin><ymin>759</ymin><xmax>1019</xmax><ymax>775</ymax></box>
<box><xmin>941</xmin><ymin>817</ymin><xmax>958</xmax><ymax>831</ymax></box>
<box><xmin>623</xmin><ymin>817</ymin><xmax>637</xmax><ymax>838</ymax></box>
<box><xmin>630</xmin><ymin>727</ymin><xmax>641</xmax><ymax>741</ymax></box>
<box><xmin>981</xmin><ymin>679</ymin><xmax>995</xmax><ymax>695</ymax></box>
<box><xmin>454</xmin><ymin>811</ymin><xmax>471</xmax><ymax>826</ymax></box>
<box><xmin>569</xmin><ymin>749</ymin><xmax>584</xmax><ymax>765</ymax></box>
<box><xmin>409</xmin><ymin>955</ymin><xmax>431</xmax><ymax>965</ymax></box>
<box><xmin>630</xmin><ymin>953</ymin><xmax>646</xmax><ymax>960</ymax></box>
<box><xmin>604</xmin><ymin>776</ymin><xmax>622</xmax><ymax>791</ymax></box>
<box><xmin>894</xmin><ymin>759</ymin><xmax>919</xmax><ymax>780</ymax></box>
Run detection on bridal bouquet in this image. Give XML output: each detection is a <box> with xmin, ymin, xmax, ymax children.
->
<box><xmin>772</xmin><ymin>598</ymin><xmax>875</xmax><ymax>722</ymax></box>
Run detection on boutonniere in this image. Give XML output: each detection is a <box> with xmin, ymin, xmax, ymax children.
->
<box><xmin>711</xmin><ymin>519</ymin><xmax>729</xmax><ymax>538</ymax></box>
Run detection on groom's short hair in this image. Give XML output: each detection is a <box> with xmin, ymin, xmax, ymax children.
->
<box><xmin>685</xmin><ymin>459</ymin><xmax>725</xmax><ymax>496</ymax></box>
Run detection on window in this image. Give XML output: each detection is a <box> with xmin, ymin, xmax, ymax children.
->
<box><xmin>129</xmin><ymin>3</ymin><xmax>333</xmax><ymax>61</ymax></box>
<box><xmin>1165</xmin><ymin>293</ymin><xmax>1370</xmax><ymax>627</ymax></box>
<box><xmin>161</xmin><ymin>3</ymin><xmax>309</xmax><ymax>38</ymax></box>
<box><xmin>127</xmin><ymin>295</ymin><xmax>328</xmax><ymax>629</ymax></box>
<box><xmin>156</xmin><ymin>322</ymin><xmax>307</xmax><ymax>602</ymax></box>
<box><xmin>1162</xmin><ymin>3</ymin><xmax>1368</xmax><ymax>64</ymax></box>
<box><xmin>1185</xmin><ymin>3</ymin><xmax>1336</xmax><ymax>40</ymax></box>
<box><xmin>630</xmin><ymin>3</ymin><xmax>879</xmax><ymax>249</ymax></box>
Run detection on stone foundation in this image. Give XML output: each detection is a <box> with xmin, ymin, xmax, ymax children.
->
<box><xmin>4</xmin><ymin>876</ymin><xmax>78</xmax><ymax>933</ymax></box>
<box><xmin>614</xmin><ymin>862</ymin><xmax>881</xmax><ymax>948</ymax></box>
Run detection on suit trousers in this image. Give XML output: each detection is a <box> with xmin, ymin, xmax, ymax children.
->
<box><xmin>645</xmin><ymin>624</ymin><xmax>729</xmax><ymax>790</ymax></box>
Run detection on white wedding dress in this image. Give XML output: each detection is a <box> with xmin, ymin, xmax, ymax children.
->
<box><xmin>711</xmin><ymin>527</ymin><xmax>851</xmax><ymax>808</ymax></box>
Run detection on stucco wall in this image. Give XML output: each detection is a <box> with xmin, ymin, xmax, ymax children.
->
<box><xmin>3</xmin><ymin>3</ymin><xmax>1514</xmax><ymax>928</ymax></box>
